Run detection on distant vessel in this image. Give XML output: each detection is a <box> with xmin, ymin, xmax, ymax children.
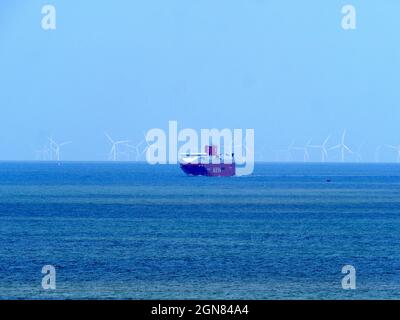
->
<box><xmin>179</xmin><ymin>145</ymin><xmax>236</xmax><ymax>177</ymax></box>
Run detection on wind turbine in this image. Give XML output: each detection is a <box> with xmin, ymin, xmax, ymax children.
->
<box><xmin>292</xmin><ymin>139</ymin><xmax>312</xmax><ymax>162</ymax></box>
<box><xmin>35</xmin><ymin>145</ymin><xmax>51</xmax><ymax>161</ymax></box>
<box><xmin>309</xmin><ymin>135</ymin><xmax>331</xmax><ymax>162</ymax></box>
<box><xmin>138</xmin><ymin>132</ymin><xmax>153</xmax><ymax>161</ymax></box>
<box><xmin>354</xmin><ymin>144</ymin><xmax>363</xmax><ymax>163</ymax></box>
<box><xmin>105</xmin><ymin>133</ymin><xmax>130</xmax><ymax>161</ymax></box>
<box><xmin>386</xmin><ymin>144</ymin><xmax>400</xmax><ymax>162</ymax></box>
<box><xmin>126</xmin><ymin>140</ymin><xmax>145</xmax><ymax>161</ymax></box>
<box><xmin>329</xmin><ymin>130</ymin><xmax>353</xmax><ymax>162</ymax></box>
<box><xmin>126</xmin><ymin>133</ymin><xmax>151</xmax><ymax>162</ymax></box>
<box><xmin>48</xmin><ymin>138</ymin><xmax>72</xmax><ymax>161</ymax></box>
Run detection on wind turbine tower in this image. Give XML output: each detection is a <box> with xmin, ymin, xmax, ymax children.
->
<box><xmin>309</xmin><ymin>135</ymin><xmax>331</xmax><ymax>162</ymax></box>
<box><xmin>48</xmin><ymin>138</ymin><xmax>72</xmax><ymax>161</ymax></box>
<box><xmin>105</xmin><ymin>133</ymin><xmax>130</xmax><ymax>161</ymax></box>
<box><xmin>329</xmin><ymin>130</ymin><xmax>353</xmax><ymax>162</ymax></box>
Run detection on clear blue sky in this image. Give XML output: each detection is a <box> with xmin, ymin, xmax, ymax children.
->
<box><xmin>0</xmin><ymin>0</ymin><xmax>399</xmax><ymax>161</ymax></box>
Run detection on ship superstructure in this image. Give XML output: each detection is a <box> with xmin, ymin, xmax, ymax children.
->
<box><xmin>179</xmin><ymin>145</ymin><xmax>236</xmax><ymax>177</ymax></box>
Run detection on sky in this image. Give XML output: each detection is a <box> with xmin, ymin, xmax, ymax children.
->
<box><xmin>0</xmin><ymin>0</ymin><xmax>399</xmax><ymax>162</ymax></box>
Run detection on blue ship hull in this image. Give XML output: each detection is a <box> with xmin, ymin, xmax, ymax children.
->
<box><xmin>180</xmin><ymin>163</ymin><xmax>236</xmax><ymax>176</ymax></box>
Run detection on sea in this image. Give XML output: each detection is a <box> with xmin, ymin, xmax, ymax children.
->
<box><xmin>0</xmin><ymin>162</ymin><xmax>399</xmax><ymax>299</ymax></box>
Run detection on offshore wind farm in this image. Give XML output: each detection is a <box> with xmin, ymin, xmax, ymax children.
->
<box><xmin>25</xmin><ymin>129</ymin><xmax>400</xmax><ymax>163</ymax></box>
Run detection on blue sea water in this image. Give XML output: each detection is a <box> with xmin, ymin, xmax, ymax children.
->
<box><xmin>0</xmin><ymin>162</ymin><xmax>399</xmax><ymax>299</ymax></box>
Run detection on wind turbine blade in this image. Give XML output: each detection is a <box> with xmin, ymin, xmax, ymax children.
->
<box><xmin>105</xmin><ymin>133</ymin><xmax>114</xmax><ymax>144</ymax></box>
<box><xmin>304</xmin><ymin>149</ymin><xmax>310</xmax><ymax>160</ymax></box>
<box><xmin>323</xmin><ymin>135</ymin><xmax>331</xmax><ymax>146</ymax></box>
<box><xmin>115</xmin><ymin>140</ymin><xmax>130</xmax><ymax>145</ymax></box>
<box><xmin>343</xmin><ymin>144</ymin><xmax>353</xmax><ymax>153</ymax></box>
<box><xmin>329</xmin><ymin>145</ymin><xmax>340</xmax><ymax>150</ymax></box>
<box><xmin>48</xmin><ymin>137</ymin><xmax>56</xmax><ymax>145</ymax></box>
<box><xmin>137</xmin><ymin>140</ymin><xmax>145</xmax><ymax>148</ymax></box>
<box><xmin>144</xmin><ymin>135</ymin><xmax>153</xmax><ymax>147</ymax></box>
<box><xmin>142</xmin><ymin>132</ymin><xmax>152</xmax><ymax>145</ymax></box>
<box><xmin>140</xmin><ymin>145</ymin><xmax>150</xmax><ymax>156</ymax></box>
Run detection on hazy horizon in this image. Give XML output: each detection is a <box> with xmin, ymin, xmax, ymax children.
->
<box><xmin>1</xmin><ymin>1</ymin><xmax>399</xmax><ymax>162</ymax></box>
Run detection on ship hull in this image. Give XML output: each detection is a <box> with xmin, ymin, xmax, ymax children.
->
<box><xmin>180</xmin><ymin>163</ymin><xmax>235</xmax><ymax>177</ymax></box>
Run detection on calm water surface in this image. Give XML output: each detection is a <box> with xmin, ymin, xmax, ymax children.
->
<box><xmin>0</xmin><ymin>162</ymin><xmax>399</xmax><ymax>299</ymax></box>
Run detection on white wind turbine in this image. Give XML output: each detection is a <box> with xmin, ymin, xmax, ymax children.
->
<box><xmin>48</xmin><ymin>138</ymin><xmax>72</xmax><ymax>161</ymax></box>
<box><xmin>126</xmin><ymin>140</ymin><xmax>145</xmax><ymax>161</ymax></box>
<box><xmin>354</xmin><ymin>144</ymin><xmax>363</xmax><ymax>163</ymax></box>
<box><xmin>386</xmin><ymin>144</ymin><xmax>400</xmax><ymax>162</ymax></box>
<box><xmin>125</xmin><ymin>133</ymin><xmax>151</xmax><ymax>162</ymax></box>
<box><xmin>138</xmin><ymin>133</ymin><xmax>152</xmax><ymax>161</ymax></box>
<box><xmin>35</xmin><ymin>145</ymin><xmax>51</xmax><ymax>161</ymax></box>
<box><xmin>105</xmin><ymin>133</ymin><xmax>130</xmax><ymax>161</ymax></box>
<box><xmin>329</xmin><ymin>130</ymin><xmax>353</xmax><ymax>162</ymax></box>
<box><xmin>292</xmin><ymin>139</ymin><xmax>312</xmax><ymax>162</ymax></box>
<box><xmin>309</xmin><ymin>135</ymin><xmax>331</xmax><ymax>162</ymax></box>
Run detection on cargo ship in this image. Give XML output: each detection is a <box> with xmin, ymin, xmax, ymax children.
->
<box><xmin>179</xmin><ymin>145</ymin><xmax>236</xmax><ymax>177</ymax></box>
